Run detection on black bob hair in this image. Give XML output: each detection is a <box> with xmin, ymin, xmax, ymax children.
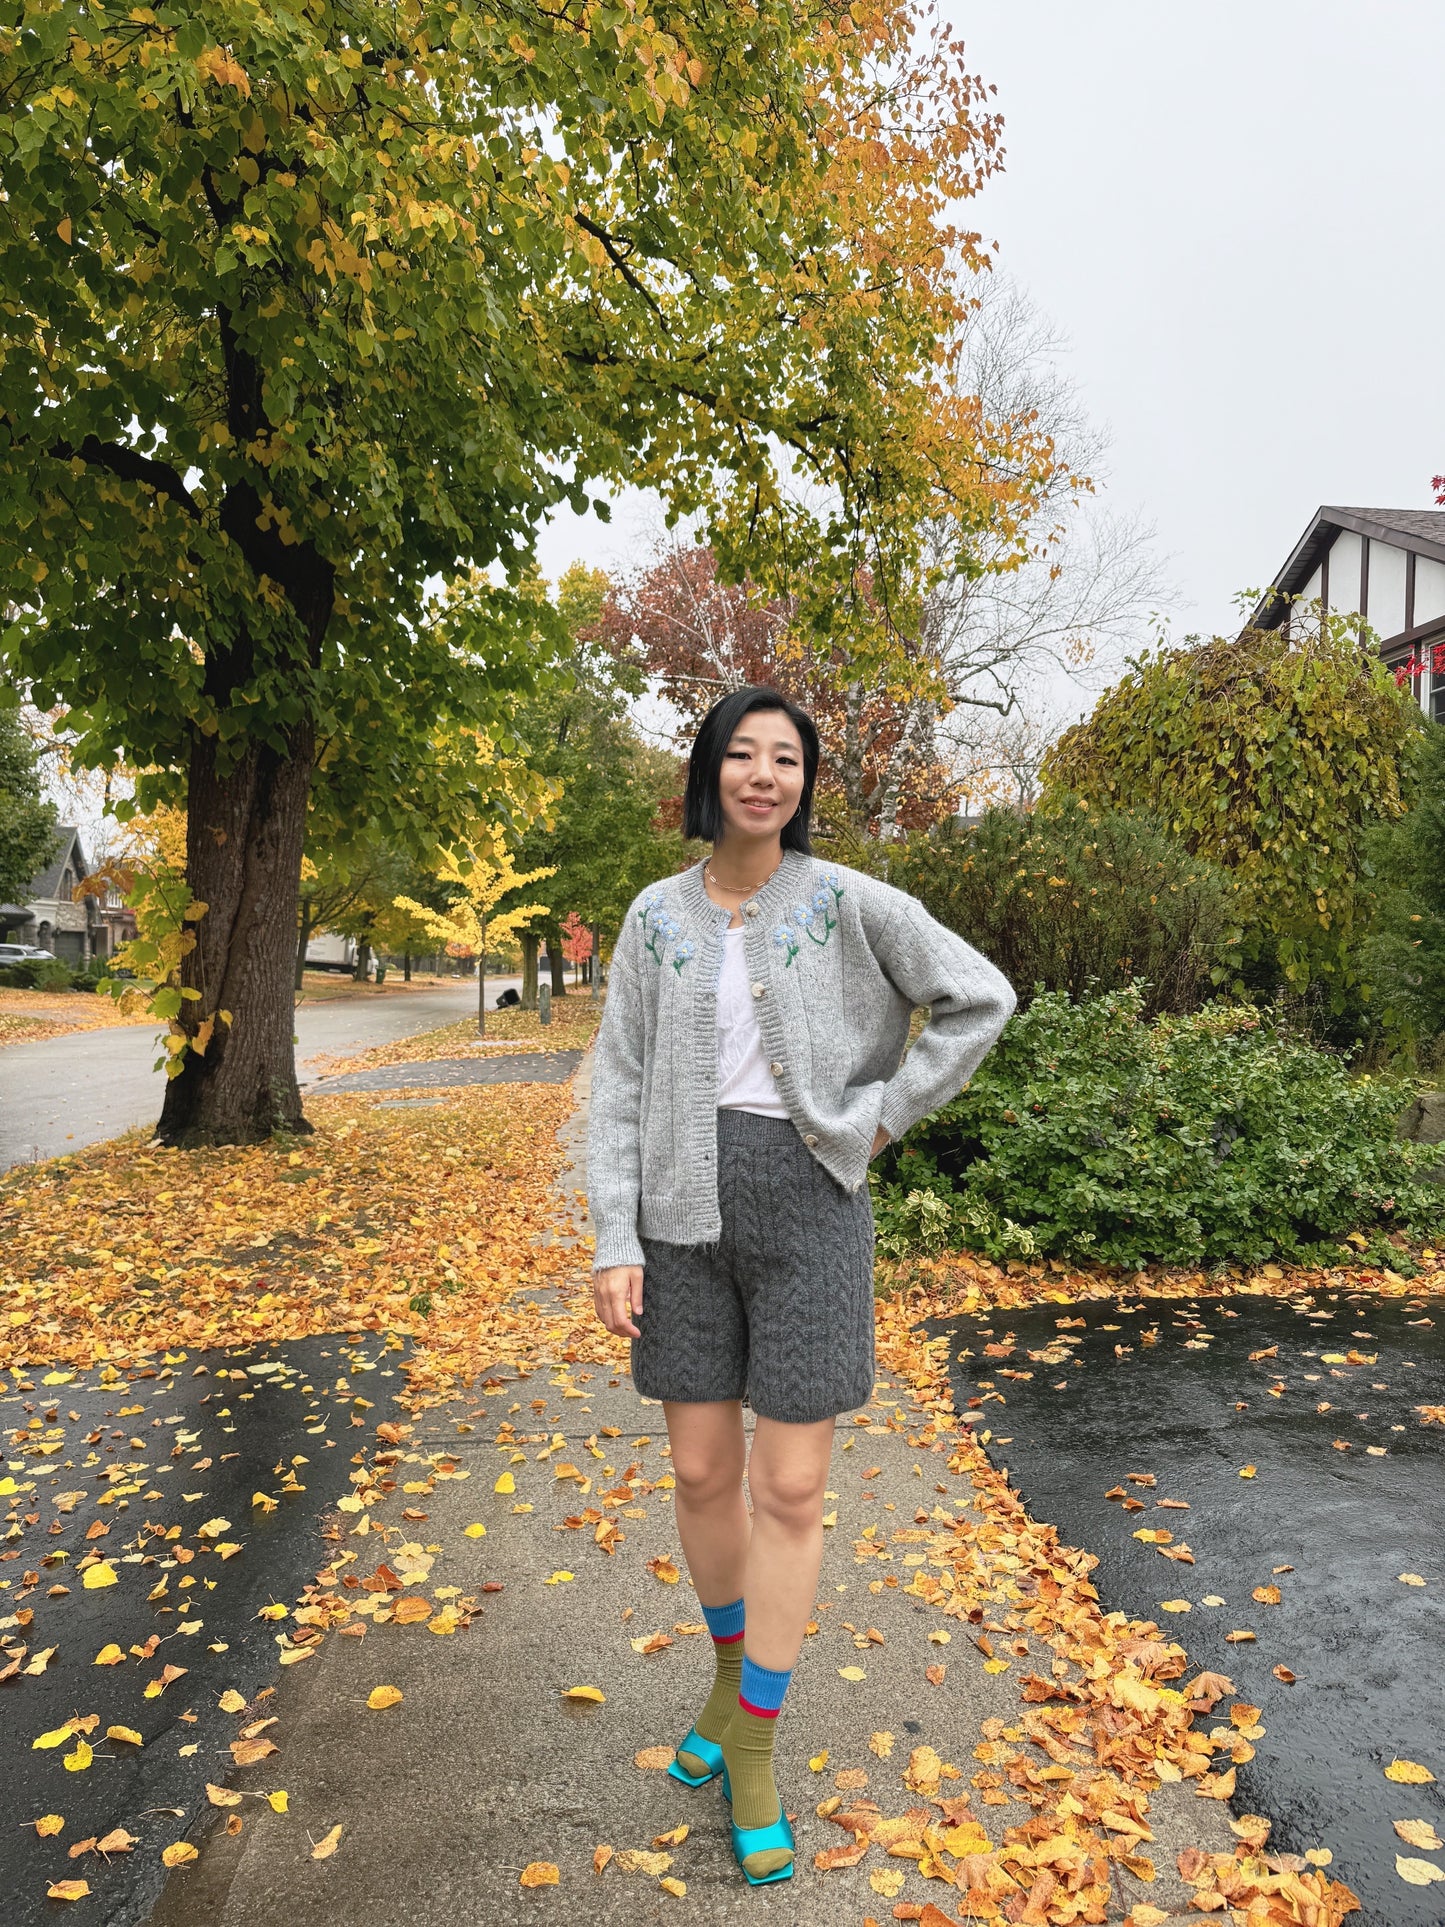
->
<box><xmin>682</xmin><ymin>686</ymin><xmax>820</xmax><ymax>852</ymax></box>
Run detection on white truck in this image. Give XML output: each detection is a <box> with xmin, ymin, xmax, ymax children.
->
<box><xmin>304</xmin><ymin>932</ymin><xmax>358</xmax><ymax>972</ymax></box>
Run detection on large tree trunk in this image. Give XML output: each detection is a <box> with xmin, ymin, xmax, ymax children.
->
<box><xmin>157</xmin><ymin>724</ymin><xmax>314</xmax><ymax>1147</ymax></box>
<box><xmin>547</xmin><ymin>933</ymin><xmax>567</xmax><ymax>998</ymax></box>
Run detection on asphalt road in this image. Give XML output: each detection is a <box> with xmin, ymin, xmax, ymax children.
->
<box><xmin>2</xmin><ymin>1335</ymin><xmax>412</xmax><ymax>1927</ymax></box>
<box><xmin>943</xmin><ymin>1288</ymin><xmax>1445</xmax><ymax>1924</ymax></box>
<box><xmin>0</xmin><ymin>980</ymin><xmax>520</xmax><ymax>1172</ymax></box>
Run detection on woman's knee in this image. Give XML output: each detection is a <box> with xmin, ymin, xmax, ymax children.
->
<box><xmin>670</xmin><ymin>1436</ymin><xmax>744</xmax><ymax>1507</ymax></box>
<box><xmin>749</xmin><ymin>1457</ymin><xmax>828</xmax><ymax>1529</ymax></box>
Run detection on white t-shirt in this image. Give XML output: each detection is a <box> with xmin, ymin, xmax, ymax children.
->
<box><xmin>716</xmin><ymin>927</ymin><xmax>790</xmax><ymax>1117</ymax></box>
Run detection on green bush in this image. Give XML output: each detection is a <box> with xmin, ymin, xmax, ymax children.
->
<box><xmin>881</xmin><ymin>798</ymin><xmax>1241</xmax><ymax>1018</ymax></box>
<box><xmin>0</xmin><ymin>956</ymin><xmax>75</xmax><ymax>990</ymax></box>
<box><xmin>871</xmin><ymin>986</ymin><xmax>1445</xmax><ymax>1268</ymax></box>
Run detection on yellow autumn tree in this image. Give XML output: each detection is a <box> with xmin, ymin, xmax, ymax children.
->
<box><xmin>395</xmin><ymin>836</ymin><xmax>555</xmax><ymax>1036</ymax></box>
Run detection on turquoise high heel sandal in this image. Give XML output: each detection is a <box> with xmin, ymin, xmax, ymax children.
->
<box><xmin>720</xmin><ymin>1764</ymin><xmax>796</xmax><ymax>1886</ymax></box>
<box><xmin>667</xmin><ymin>1727</ymin><xmax>725</xmax><ymax>1788</ymax></box>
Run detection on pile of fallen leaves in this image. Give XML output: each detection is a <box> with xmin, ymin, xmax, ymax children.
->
<box><xmin>0</xmin><ymin>1083</ymin><xmax>577</xmax><ymax>1372</ymax></box>
<box><xmin>881</xmin><ymin>1241</ymin><xmax>1445</xmax><ymax>1316</ymax></box>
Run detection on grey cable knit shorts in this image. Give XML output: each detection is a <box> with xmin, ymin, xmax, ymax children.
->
<box><xmin>632</xmin><ymin>1108</ymin><xmax>876</xmax><ymax>1424</ymax></box>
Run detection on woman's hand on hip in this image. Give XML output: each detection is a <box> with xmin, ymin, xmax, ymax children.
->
<box><xmin>593</xmin><ymin>1264</ymin><xmax>644</xmax><ymax>1339</ymax></box>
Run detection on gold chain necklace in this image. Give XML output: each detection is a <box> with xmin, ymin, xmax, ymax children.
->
<box><xmin>704</xmin><ymin>853</ymin><xmax>783</xmax><ymax>898</ymax></box>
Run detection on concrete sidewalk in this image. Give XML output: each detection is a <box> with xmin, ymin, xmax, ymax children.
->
<box><xmin>148</xmin><ymin>1061</ymin><xmax>1231</xmax><ymax>1925</ymax></box>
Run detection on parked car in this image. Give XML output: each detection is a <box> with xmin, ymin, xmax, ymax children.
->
<box><xmin>0</xmin><ymin>943</ymin><xmax>56</xmax><ymax>963</ymax></box>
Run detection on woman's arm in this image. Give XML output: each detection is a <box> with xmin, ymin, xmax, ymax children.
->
<box><xmin>871</xmin><ymin>896</ymin><xmax>1017</xmax><ymax>1147</ymax></box>
<box><xmin>586</xmin><ymin>921</ymin><xmax>649</xmax><ymax>1274</ymax></box>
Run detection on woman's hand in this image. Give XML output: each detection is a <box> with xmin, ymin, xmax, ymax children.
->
<box><xmin>593</xmin><ymin>1264</ymin><xmax>644</xmax><ymax>1339</ymax></box>
<box><xmin>870</xmin><ymin>1124</ymin><xmax>890</xmax><ymax>1160</ymax></box>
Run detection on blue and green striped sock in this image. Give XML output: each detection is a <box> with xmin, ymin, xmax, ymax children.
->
<box><xmin>675</xmin><ymin>1597</ymin><xmax>745</xmax><ymax>1777</ymax></box>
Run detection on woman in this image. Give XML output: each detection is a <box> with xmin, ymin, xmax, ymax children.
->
<box><xmin>587</xmin><ymin>685</ymin><xmax>1015</xmax><ymax>1886</ymax></box>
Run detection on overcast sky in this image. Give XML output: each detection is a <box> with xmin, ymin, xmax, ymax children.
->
<box><xmin>536</xmin><ymin>1</ymin><xmax>1445</xmax><ymax>643</ymax></box>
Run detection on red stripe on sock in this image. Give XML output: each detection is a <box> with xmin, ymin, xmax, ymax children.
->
<box><xmin>712</xmin><ymin>1629</ymin><xmax>744</xmax><ymax>1644</ymax></box>
<box><xmin>737</xmin><ymin>1695</ymin><xmax>781</xmax><ymax>1719</ymax></box>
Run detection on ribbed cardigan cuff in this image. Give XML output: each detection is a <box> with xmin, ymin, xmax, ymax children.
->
<box><xmin>591</xmin><ymin>1216</ymin><xmax>646</xmax><ymax>1273</ymax></box>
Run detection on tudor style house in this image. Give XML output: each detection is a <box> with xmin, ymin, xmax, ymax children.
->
<box><xmin>1250</xmin><ymin>505</ymin><xmax>1445</xmax><ymax>723</ymax></box>
<box><xmin>0</xmin><ymin>825</ymin><xmax>134</xmax><ymax>962</ymax></box>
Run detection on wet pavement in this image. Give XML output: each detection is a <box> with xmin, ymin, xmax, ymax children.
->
<box><xmin>2</xmin><ymin>1337</ymin><xmax>411</xmax><ymax>1926</ymax></box>
<box><xmin>943</xmin><ymin>1287</ymin><xmax>1445</xmax><ymax>1923</ymax></box>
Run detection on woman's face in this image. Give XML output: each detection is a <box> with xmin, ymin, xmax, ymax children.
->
<box><xmin>716</xmin><ymin>709</ymin><xmax>807</xmax><ymax>847</ymax></box>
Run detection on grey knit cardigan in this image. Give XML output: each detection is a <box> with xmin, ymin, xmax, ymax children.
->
<box><xmin>587</xmin><ymin>849</ymin><xmax>1016</xmax><ymax>1272</ymax></box>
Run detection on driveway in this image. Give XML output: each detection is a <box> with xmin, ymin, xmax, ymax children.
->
<box><xmin>0</xmin><ymin>979</ymin><xmax>519</xmax><ymax>1170</ymax></box>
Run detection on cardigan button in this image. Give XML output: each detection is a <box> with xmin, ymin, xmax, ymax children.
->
<box><xmin>751</xmin><ymin>982</ymin><xmax>765</xmax><ymax>999</ymax></box>
<box><xmin>803</xmin><ymin>1132</ymin><xmax>818</xmax><ymax>1148</ymax></box>
<box><xmin>768</xmin><ymin>1061</ymin><xmax>783</xmax><ymax>1077</ymax></box>
<box><xmin>744</xmin><ymin>901</ymin><xmax>759</xmax><ymax>917</ymax></box>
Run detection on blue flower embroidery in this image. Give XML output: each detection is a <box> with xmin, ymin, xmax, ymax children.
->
<box><xmin>638</xmin><ymin>890</ymin><xmax>691</xmax><ymax>971</ymax></box>
<box><xmin>773</xmin><ymin>870</ymin><xmax>844</xmax><ymax>966</ymax></box>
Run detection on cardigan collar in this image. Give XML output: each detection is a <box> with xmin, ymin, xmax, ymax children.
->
<box><xmin>676</xmin><ymin>847</ymin><xmax>814</xmax><ymax>927</ymax></box>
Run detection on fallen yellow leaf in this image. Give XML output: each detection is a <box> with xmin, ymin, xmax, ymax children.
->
<box><xmin>463</xmin><ymin>1523</ymin><xmax>487</xmax><ymax>1538</ymax></box>
<box><xmin>659</xmin><ymin>1876</ymin><xmax>686</xmax><ymax>1897</ymax></box>
<box><xmin>562</xmin><ymin>1686</ymin><xmax>605</xmax><ymax>1704</ymax></box>
<box><xmin>311</xmin><ymin>1824</ymin><xmax>344</xmax><ymax>1861</ymax></box>
<box><xmin>837</xmin><ymin>1666</ymin><xmax>866</xmax><ymax>1681</ymax></box>
<box><xmin>869</xmin><ymin>1866</ymin><xmax>906</xmax><ymax>1897</ymax></box>
<box><xmin>206</xmin><ymin>1783</ymin><xmax>244</xmax><ymax>1808</ymax></box>
<box><xmin>546</xmin><ymin>1571</ymin><xmax>574</xmax><ymax>1584</ymax></box>
<box><xmin>593</xmin><ymin>1844</ymin><xmax>614</xmax><ymax>1873</ymax></box>
<box><xmin>1396</xmin><ymin>1855</ymin><xmax>1445</xmax><ymax>1886</ymax></box>
<box><xmin>809</xmin><ymin>1749</ymin><xmax>830</xmax><ymax>1772</ymax></box>
<box><xmin>1395</xmin><ymin>1820</ymin><xmax>1443</xmax><ymax>1850</ymax></box>
<box><xmin>63</xmin><ymin>1740</ymin><xmax>93</xmax><ymax>1772</ymax></box>
<box><xmin>33</xmin><ymin>1724</ymin><xmax>76</xmax><ymax>1751</ymax></box>
<box><xmin>218</xmin><ymin>1689</ymin><xmax>246</xmax><ymax>1713</ymax></box>
<box><xmin>46</xmin><ymin>1880</ymin><xmax>90</xmax><ymax>1902</ymax></box>
<box><xmin>633</xmin><ymin>1746</ymin><xmax>674</xmax><ymax>1770</ymax></box>
<box><xmin>106</xmin><ymin>1726</ymin><xmax>144</xmax><ymax>1747</ymax></box>
<box><xmin>35</xmin><ymin>1815</ymin><xmax>64</xmax><ymax>1837</ymax></box>
<box><xmin>494</xmin><ymin>1472</ymin><xmax>515</xmax><ymax>1494</ymax></box>
<box><xmin>93</xmin><ymin>1643</ymin><xmax>125</xmax><ymax>1666</ymax></box>
<box><xmin>161</xmin><ymin>1842</ymin><xmax>198</xmax><ymax>1867</ymax></box>
<box><xmin>366</xmin><ymin>1685</ymin><xmax>404</xmax><ymax>1711</ymax></box>
<box><xmin>1238</xmin><ymin>1465</ymin><xmax>1257</xmax><ymax>1479</ymax></box>
<box><xmin>519</xmin><ymin>1861</ymin><xmax>560</xmax><ymax>1887</ymax></box>
<box><xmin>82</xmin><ymin>1562</ymin><xmax>117</xmax><ymax>1590</ymax></box>
<box><xmin>267</xmin><ymin>1791</ymin><xmax>289</xmax><ymax>1814</ymax></box>
<box><xmin>1386</xmin><ymin>1760</ymin><xmax>1437</xmax><ymax>1785</ymax></box>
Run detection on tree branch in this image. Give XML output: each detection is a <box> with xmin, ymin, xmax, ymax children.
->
<box><xmin>48</xmin><ymin>434</ymin><xmax>202</xmax><ymax>521</ymax></box>
<box><xmin>573</xmin><ymin>212</ymin><xmax>669</xmax><ymax>327</ymax></box>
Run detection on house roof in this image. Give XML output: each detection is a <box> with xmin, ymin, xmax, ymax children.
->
<box><xmin>1252</xmin><ymin>506</ymin><xmax>1445</xmax><ymax>630</ymax></box>
<box><xmin>26</xmin><ymin>825</ymin><xmax>87</xmax><ymax>902</ymax></box>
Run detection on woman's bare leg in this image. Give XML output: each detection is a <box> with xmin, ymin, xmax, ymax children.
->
<box><xmin>663</xmin><ymin>1399</ymin><xmax>750</xmax><ymax>1603</ymax></box>
<box><xmin>722</xmin><ymin>1413</ymin><xmax>836</xmax><ymax>1872</ymax></box>
<box><xmin>742</xmin><ymin>1414</ymin><xmax>835</xmax><ymax>1668</ymax></box>
<box><xmin>663</xmin><ymin>1400</ymin><xmax>750</xmax><ymax>1776</ymax></box>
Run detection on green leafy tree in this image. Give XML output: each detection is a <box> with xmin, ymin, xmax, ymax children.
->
<box><xmin>1042</xmin><ymin>613</ymin><xmax>1422</xmax><ymax>1012</ymax></box>
<box><xmin>512</xmin><ymin>566</ymin><xmax>686</xmax><ymax>994</ymax></box>
<box><xmin>0</xmin><ymin>698</ymin><xmax>58</xmax><ymax>903</ymax></box>
<box><xmin>0</xmin><ymin>0</ymin><xmax>1008</xmax><ymax>1145</ymax></box>
<box><xmin>1362</xmin><ymin>721</ymin><xmax>1445</xmax><ymax>1056</ymax></box>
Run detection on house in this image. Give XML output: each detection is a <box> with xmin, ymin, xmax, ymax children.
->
<box><xmin>1250</xmin><ymin>506</ymin><xmax>1445</xmax><ymax>723</ymax></box>
<box><xmin>0</xmin><ymin>825</ymin><xmax>114</xmax><ymax>962</ymax></box>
